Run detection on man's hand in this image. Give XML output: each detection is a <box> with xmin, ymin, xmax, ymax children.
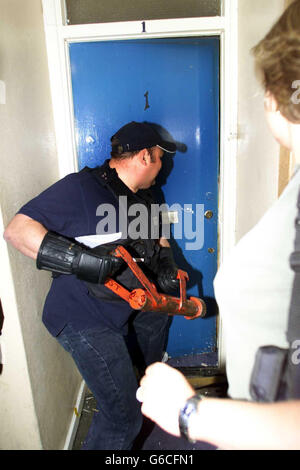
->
<box><xmin>157</xmin><ymin>247</ymin><xmax>179</xmax><ymax>293</ymax></box>
<box><xmin>136</xmin><ymin>362</ymin><xmax>195</xmax><ymax>437</ymax></box>
<box><xmin>88</xmin><ymin>244</ymin><xmax>124</xmax><ymax>282</ymax></box>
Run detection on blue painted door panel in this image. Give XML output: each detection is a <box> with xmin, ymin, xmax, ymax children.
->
<box><xmin>69</xmin><ymin>37</ymin><xmax>219</xmax><ymax>357</ymax></box>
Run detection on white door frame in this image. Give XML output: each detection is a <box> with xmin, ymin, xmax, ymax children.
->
<box><xmin>42</xmin><ymin>0</ymin><xmax>238</xmax><ymax>366</ymax></box>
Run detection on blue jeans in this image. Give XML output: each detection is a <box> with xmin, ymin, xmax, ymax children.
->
<box><xmin>56</xmin><ymin>310</ymin><xmax>169</xmax><ymax>450</ymax></box>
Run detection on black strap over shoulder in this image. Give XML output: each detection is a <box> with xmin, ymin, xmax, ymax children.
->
<box><xmin>89</xmin><ymin>160</ymin><xmax>160</xmax><ymax>263</ymax></box>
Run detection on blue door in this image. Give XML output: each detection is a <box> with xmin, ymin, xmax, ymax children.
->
<box><xmin>69</xmin><ymin>37</ymin><xmax>219</xmax><ymax>358</ymax></box>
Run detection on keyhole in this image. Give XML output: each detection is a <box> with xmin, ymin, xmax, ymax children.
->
<box><xmin>144</xmin><ymin>91</ymin><xmax>150</xmax><ymax>110</ymax></box>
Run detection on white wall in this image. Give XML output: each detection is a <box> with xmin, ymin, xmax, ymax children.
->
<box><xmin>0</xmin><ymin>0</ymin><xmax>82</xmax><ymax>450</ymax></box>
<box><xmin>235</xmin><ymin>0</ymin><xmax>285</xmax><ymax>241</ymax></box>
<box><xmin>0</xmin><ymin>210</ymin><xmax>42</xmax><ymax>449</ymax></box>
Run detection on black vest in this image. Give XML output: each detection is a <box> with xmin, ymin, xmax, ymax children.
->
<box><xmin>82</xmin><ymin>161</ymin><xmax>161</xmax><ymax>304</ymax></box>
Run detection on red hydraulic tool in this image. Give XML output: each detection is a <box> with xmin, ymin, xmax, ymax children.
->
<box><xmin>104</xmin><ymin>245</ymin><xmax>206</xmax><ymax>320</ymax></box>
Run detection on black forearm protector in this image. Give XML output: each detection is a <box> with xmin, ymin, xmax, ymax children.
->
<box><xmin>36</xmin><ymin>231</ymin><xmax>123</xmax><ymax>284</ymax></box>
<box><xmin>157</xmin><ymin>246</ymin><xmax>180</xmax><ymax>293</ymax></box>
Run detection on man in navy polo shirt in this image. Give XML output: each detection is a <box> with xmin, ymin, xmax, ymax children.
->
<box><xmin>4</xmin><ymin>121</ymin><xmax>179</xmax><ymax>450</ymax></box>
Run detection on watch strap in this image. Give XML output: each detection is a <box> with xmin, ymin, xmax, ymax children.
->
<box><xmin>179</xmin><ymin>394</ymin><xmax>202</xmax><ymax>443</ymax></box>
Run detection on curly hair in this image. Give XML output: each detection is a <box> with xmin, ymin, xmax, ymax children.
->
<box><xmin>252</xmin><ymin>0</ymin><xmax>300</xmax><ymax>123</ymax></box>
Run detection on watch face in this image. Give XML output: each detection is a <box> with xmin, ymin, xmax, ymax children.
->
<box><xmin>186</xmin><ymin>401</ymin><xmax>197</xmax><ymax>417</ymax></box>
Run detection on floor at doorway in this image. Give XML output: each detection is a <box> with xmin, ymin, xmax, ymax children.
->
<box><xmin>72</xmin><ymin>352</ymin><xmax>226</xmax><ymax>450</ymax></box>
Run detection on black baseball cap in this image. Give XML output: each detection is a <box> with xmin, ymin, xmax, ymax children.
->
<box><xmin>111</xmin><ymin>121</ymin><xmax>177</xmax><ymax>154</ymax></box>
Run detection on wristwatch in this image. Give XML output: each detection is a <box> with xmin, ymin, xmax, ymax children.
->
<box><xmin>179</xmin><ymin>394</ymin><xmax>202</xmax><ymax>443</ymax></box>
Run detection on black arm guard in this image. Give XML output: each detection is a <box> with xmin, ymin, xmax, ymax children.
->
<box><xmin>36</xmin><ymin>232</ymin><xmax>123</xmax><ymax>284</ymax></box>
<box><xmin>157</xmin><ymin>246</ymin><xmax>180</xmax><ymax>293</ymax></box>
